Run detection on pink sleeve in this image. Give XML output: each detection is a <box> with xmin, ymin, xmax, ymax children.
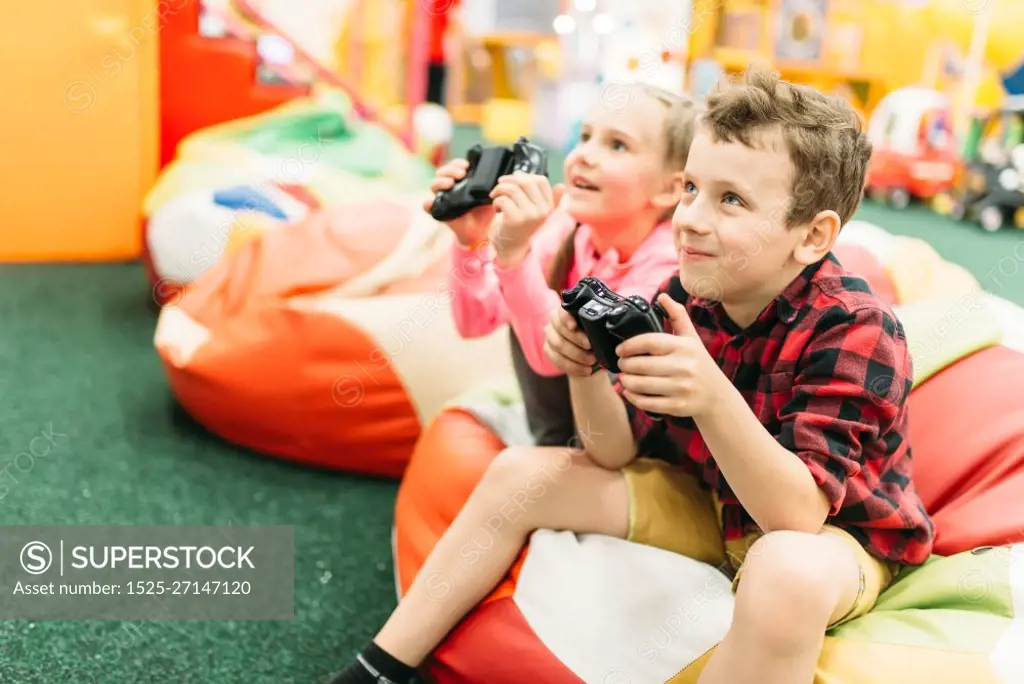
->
<box><xmin>494</xmin><ymin>214</ymin><xmax>578</xmax><ymax>377</ymax></box>
<box><xmin>448</xmin><ymin>241</ymin><xmax>510</xmax><ymax>338</ymax></box>
<box><xmin>494</xmin><ymin>251</ymin><xmax>563</xmax><ymax>376</ymax></box>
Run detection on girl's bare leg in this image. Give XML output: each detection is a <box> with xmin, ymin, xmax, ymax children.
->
<box><xmin>376</xmin><ymin>445</ymin><xmax>630</xmax><ymax>666</ymax></box>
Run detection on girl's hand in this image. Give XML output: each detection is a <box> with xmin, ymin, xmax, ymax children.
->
<box><xmin>543</xmin><ymin>308</ymin><xmax>597</xmax><ymax>377</ymax></box>
<box><xmin>423</xmin><ymin>159</ymin><xmax>496</xmax><ymax>247</ymax></box>
<box><xmin>490</xmin><ymin>173</ymin><xmax>565</xmax><ymax>267</ymax></box>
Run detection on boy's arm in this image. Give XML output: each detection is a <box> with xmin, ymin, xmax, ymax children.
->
<box><xmin>695</xmin><ymin>306</ymin><xmax>911</xmax><ymax>534</ymax></box>
<box><xmin>448</xmin><ymin>241</ymin><xmax>510</xmax><ymax>338</ymax></box>
<box><xmin>568</xmin><ymin>373</ymin><xmax>642</xmax><ymax>470</ymax></box>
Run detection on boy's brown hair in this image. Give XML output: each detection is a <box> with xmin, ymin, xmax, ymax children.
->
<box><xmin>701</xmin><ymin>64</ymin><xmax>872</xmax><ymax>228</ymax></box>
<box><xmin>547</xmin><ymin>84</ymin><xmax>699</xmax><ymax>289</ymax></box>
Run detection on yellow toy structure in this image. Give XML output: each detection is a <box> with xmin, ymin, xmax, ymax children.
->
<box><xmin>334</xmin><ymin>0</ymin><xmax>425</xmax><ymax>130</ymax></box>
<box><xmin>685</xmin><ymin>0</ymin><xmax>1024</xmax><ymax>122</ymax></box>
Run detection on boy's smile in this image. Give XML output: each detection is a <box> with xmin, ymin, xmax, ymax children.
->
<box><xmin>680</xmin><ymin>245</ymin><xmax>716</xmax><ymax>261</ymax></box>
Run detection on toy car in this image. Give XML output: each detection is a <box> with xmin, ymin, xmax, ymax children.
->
<box><xmin>864</xmin><ymin>88</ymin><xmax>960</xmax><ymax>209</ymax></box>
<box><xmin>949</xmin><ymin>96</ymin><xmax>1024</xmax><ymax>232</ymax></box>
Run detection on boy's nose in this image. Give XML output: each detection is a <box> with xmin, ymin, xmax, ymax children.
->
<box><xmin>672</xmin><ymin>202</ymin><xmax>712</xmax><ymax>236</ymax></box>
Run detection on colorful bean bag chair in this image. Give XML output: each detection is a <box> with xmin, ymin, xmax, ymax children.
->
<box><xmin>143</xmin><ymin>88</ymin><xmax>436</xmax><ymax>303</ymax></box>
<box><xmin>392</xmin><ymin>233</ymin><xmax>1024</xmax><ymax>682</ymax></box>
<box><xmin>153</xmin><ymin>197</ymin><xmax>514</xmax><ymax>477</ymax></box>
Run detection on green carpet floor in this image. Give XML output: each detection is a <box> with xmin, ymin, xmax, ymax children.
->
<box><xmin>0</xmin><ymin>157</ymin><xmax>1021</xmax><ymax>682</ymax></box>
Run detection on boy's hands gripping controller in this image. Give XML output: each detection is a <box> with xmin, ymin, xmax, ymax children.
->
<box><xmin>429</xmin><ymin>136</ymin><xmax>548</xmax><ymax>222</ymax></box>
<box><xmin>560</xmin><ymin>277</ymin><xmax>668</xmax><ymax>374</ymax></box>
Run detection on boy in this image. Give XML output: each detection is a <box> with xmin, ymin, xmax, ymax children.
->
<box><xmin>544</xmin><ymin>65</ymin><xmax>935</xmax><ymax>683</ymax></box>
<box><xmin>328</xmin><ymin>66</ymin><xmax>933</xmax><ymax>684</ymax></box>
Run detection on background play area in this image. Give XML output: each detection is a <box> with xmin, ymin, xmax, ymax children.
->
<box><xmin>2</xmin><ymin>1</ymin><xmax>1023</xmax><ymax>683</ymax></box>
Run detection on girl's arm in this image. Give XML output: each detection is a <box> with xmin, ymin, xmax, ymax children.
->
<box><xmin>492</xmin><ymin>214</ymin><xmax>578</xmax><ymax>377</ymax></box>
<box><xmin>448</xmin><ymin>241</ymin><xmax>510</xmax><ymax>338</ymax></box>
<box><xmin>498</xmin><ymin>220</ymin><xmax>679</xmax><ymax>377</ymax></box>
<box><xmin>494</xmin><ymin>248</ymin><xmax>563</xmax><ymax>376</ymax></box>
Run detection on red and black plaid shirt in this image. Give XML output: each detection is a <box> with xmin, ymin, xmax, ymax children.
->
<box><xmin>616</xmin><ymin>253</ymin><xmax>935</xmax><ymax>566</ymax></box>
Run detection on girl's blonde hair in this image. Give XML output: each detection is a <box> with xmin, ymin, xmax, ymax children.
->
<box><xmin>547</xmin><ymin>84</ymin><xmax>699</xmax><ymax>290</ymax></box>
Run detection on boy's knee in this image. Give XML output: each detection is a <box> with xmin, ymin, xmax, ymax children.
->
<box><xmin>734</xmin><ymin>531</ymin><xmax>847</xmax><ymax>628</ymax></box>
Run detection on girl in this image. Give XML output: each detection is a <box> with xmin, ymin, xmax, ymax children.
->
<box><xmin>435</xmin><ymin>84</ymin><xmax>699</xmax><ymax>447</ymax></box>
<box><xmin>329</xmin><ymin>83</ymin><xmax>698</xmax><ymax>684</ymax></box>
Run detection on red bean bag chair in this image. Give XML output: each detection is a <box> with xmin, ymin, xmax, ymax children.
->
<box><xmin>393</xmin><ymin>289</ymin><xmax>1024</xmax><ymax>682</ymax></box>
<box><xmin>154</xmin><ymin>198</ymin><xmax>513</xmax><ymax>476</ymax></box>
<box><xmin>909</xmin><ymin>343</ymin><xmax>1024</xmax><ymax>553</ymax></box>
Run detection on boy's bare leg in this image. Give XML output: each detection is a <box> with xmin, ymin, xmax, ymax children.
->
<box><xmin>373</xmin><ymin>445</ymin><xmax>628</xmax><ymax>668</ymax></box>
<box><xmin>696</xmin><ymin>530</ymin><xmax>862</xmax><ymax>684</ymax></box>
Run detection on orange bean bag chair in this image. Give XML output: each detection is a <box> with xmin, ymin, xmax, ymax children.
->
<box><xmin>153</xmin><ymin>197</ymin><xmax>514</xmax><ymax>476</ymax></box>
<box><xmin>393</xmin><ymin>269</ymin><xmax>1024</xmax><ymax>682</ymax></box>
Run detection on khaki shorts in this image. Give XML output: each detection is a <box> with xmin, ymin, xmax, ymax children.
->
<box><xmin>623</xmin><ymin>458</ymin><xmax>898</xmax><ymax>628</ymax></box>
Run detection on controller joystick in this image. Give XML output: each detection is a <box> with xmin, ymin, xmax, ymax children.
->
<box><xmin>429</xmin><ymin>136</ymin><xmax>548</xmax><ymax>223</ymax></box>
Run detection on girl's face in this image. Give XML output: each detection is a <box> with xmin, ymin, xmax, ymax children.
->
<box><xmin>562</xmin><ymin>93</ymin><xmax>673</xmax><ymax>228</ymax></box>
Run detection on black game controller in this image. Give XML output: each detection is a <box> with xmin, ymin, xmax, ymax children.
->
<box><xmin>429</xmin><ymin>136</ymin><xmax>548</xmax><ymax>222</ymax></box>
<box><xmin>560</xmin><ymin>277</ymin><xmax>668</xmax><ymax>375</ymax></box>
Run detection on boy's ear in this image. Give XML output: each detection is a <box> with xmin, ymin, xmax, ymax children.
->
<box><xmin>652</xmin><ymin>171</ymin><xmax>686</xmax><ymax>211</ymax></box>
<box><xmin>794</xmin><ymin>209</ymin><xmax>841</xmax><ymax>265</ymax></box>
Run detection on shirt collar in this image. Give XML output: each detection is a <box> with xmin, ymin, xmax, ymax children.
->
<box><xmin>690</xmin><ymin>253</ymin><xmax>837</xmax><ymax>333</ymax></box>
<box><xmin>574</xmin><ymin>221</ymin><xmax>667</xmax><ymax>272</ymax></box>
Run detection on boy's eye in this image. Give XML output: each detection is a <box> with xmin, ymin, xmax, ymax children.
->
<box><xmin>684</xmin><ymin>181</ymin><xmax>697</xmax><ymax>194</ymax></box>
<box><xmin>579</xmin><ymin>131</ymin><xmax>590</xmax><ymax>143</ymax></box>
<box><xmin>722</xmin><ymin>192</ymin><xmax>743</xmax><ymax>206</ymax></box>
<box><xmin>609</xmin><ymin>139</ymin><xmax>627</xmax><ymax>151</ymax></box>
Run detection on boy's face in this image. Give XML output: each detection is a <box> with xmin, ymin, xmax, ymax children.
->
<box><xmin>562</xmin><ymin>93</ymin><xmax>672</xmax><ymax>225</ymax></box>
<box><xmin>671</xmin><ymin>127</ymin><xmax>816</xmax><ymax>322</ymax></box>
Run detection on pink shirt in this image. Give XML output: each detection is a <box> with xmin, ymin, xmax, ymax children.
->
<box><xmin>449</xmin><ymin>209</ymin><xmax>679</xmax><ymax>376</ymax></box>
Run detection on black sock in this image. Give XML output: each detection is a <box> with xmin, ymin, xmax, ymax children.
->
<box><xmin>327</xmin><ymin>641</ymin><xmax>418</xmax><ymax>684</ymax></box>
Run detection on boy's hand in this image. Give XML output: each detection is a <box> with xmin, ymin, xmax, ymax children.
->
<box><xmin>543</xmin><ymin>308</ymin><xmax>597</xmax><ymax>377</ymax></box>
<box><xmin>423</xmin><ymin>159</ymin><xmax>496</xmax><ymax>247</ymax></box>
<box><xmin>490</xmin><ymin>172</ymin><xmax>565</xmax><ymax>267</ymax></box>
<box><xmin>615</xmin><ymin>294</ymin><xmax>727</xmax><ymax>419</ymax></box>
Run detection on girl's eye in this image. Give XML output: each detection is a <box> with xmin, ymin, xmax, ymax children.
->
<box><xmin>610</xmin><ymin>139</ymin><xmax>627</xmax><ymax>151</ymax></box>
<box><xmin>684</xmin><ymin>181</ymin><xmax>697</xmax><ymax>194</ymax></box>
<box><xmin>723</xmin><ymin>192</ymin><xmax>743</xmax><ymax>206</ymax></box>
<box><xmin>579</xmin><ymin>131</ymin><xmax>590</xmax><ymax>143</ymax></box>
